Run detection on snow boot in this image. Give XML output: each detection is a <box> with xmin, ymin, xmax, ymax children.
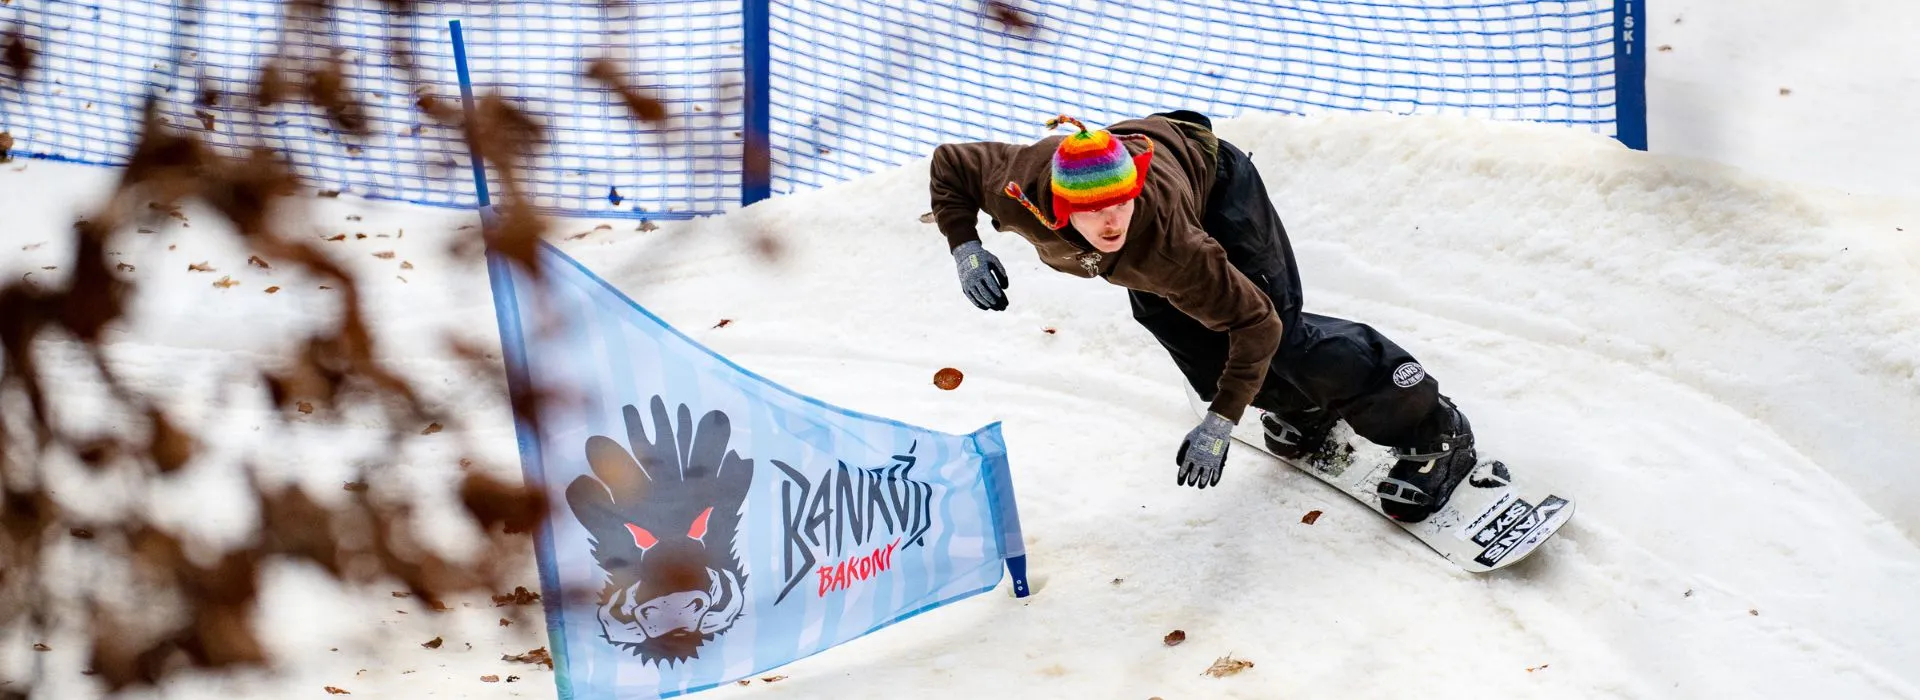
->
<box><xmin>1260</xmin><ymin>406</ymin><xmax>1336</xmax><ymax>461</ymax></box>
<box><xmin>1376</xmin><ymin>397</ymin><xmax>1476</xmax><ymax>523</ymax></box>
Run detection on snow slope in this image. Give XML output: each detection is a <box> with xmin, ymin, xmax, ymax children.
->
<box><xmin>3</xmin><ymin>109</ymin><xmax>1918</xmax><ymax>699</ymax></box>
<box><xmin>1645</xmin><ymin>0</ymin><xmax>1920</xmax><ymax>197</ymax></box>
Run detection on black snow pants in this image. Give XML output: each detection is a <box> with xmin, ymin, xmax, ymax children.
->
<box><xmin>1133</xmin><ymin>110</ymin><xmax>1448</xmax><ymax>450</ymax></box>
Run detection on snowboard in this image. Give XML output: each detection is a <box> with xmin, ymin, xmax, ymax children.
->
<box><xmin>1186</xmin><ymin>387</ymin><xmax>1574</xmax><ymax>573</ymax></box>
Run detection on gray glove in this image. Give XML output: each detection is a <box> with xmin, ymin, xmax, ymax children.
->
<box><xmin>952</xmin><ymin>240</ymin><xmax>1010</xmax><ymax>311</ymax></box>
<box><xmin>1176</xmin><ymin>412</ymin><xmax>1234</xmax><ymax>489</ymax></box>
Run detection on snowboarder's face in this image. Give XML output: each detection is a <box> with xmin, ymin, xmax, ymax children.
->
<box><xmin>1070</xmin><ymin>198</ymin><xmax>1135</xmax><ymax>253</ymax></box>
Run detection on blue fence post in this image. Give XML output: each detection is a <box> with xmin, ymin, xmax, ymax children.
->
<box><xmin>449</xmin><ymin>20</ymin><xmax>493</xmax><ymax>207</ymax></box>
<box><xmin>1614</xmin><ymin>0</ymin><xmax>1648</xmax><ymax>150</ymax></box>
<box><xmin>742</xmin><ymin>0</ymin><xmax>772</xmax><ymax>205</ymax></box>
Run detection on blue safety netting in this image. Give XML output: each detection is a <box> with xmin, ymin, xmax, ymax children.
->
<box><xmin>0</xmin><ymin>0</ymin><xmax>1633</xmax><ymax>219</ymax></box>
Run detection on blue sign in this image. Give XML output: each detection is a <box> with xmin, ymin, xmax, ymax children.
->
<box><xmin>487</xmin><ymin>241</ymin><xmax>1029</xmax><ymax>699</ymax></box>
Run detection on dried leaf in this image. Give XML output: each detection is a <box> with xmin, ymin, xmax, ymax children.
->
<box><xmin>1750</xmin><ymin>609</ymin><xmax>1760</xmax><ymax>616</ymax></box>
<box><xmin>1203</xmin><ymin>654</ymin><xmax>1254</xmax><ymax>678</ymax></box>
<box><xmin>498</xmin><ymin>618</ymin><xmax>512</xmax><ymax>627</ymax></box>
<box><xmin>1164</xmin><ymin>630</ymin><xmax>1187</xmax><ymax>646</ymax></box>
<box><xmin>1527</xmin><ymin>663</ymin><xmax>1551</xmax><ymax>672</ymax></box>
<box><xmin>1779</xmin><ymin>88</ymin><xmax>1792</xmax><ymax>96</ymax></box>
<box><xmin>343</xmin><ymin>481</ymin><xmax>368</xmax><ymax>492</ymax></box>
<box><xmin>213</xmin><ymin>276</ymin><xmax>239</xmax><ymax>288</ymax></box>
<box><xmin>189</xmin><ymin>261</ymin><xmax>215</xmax><ymax>272</ymax></box>
<box><xmin>493</xmin><ymin>587</ymin><xmax>541</xmax><ymax>607</ymax></box>
<box><xmin>714</xmin><ymin>319</ymin><xmax>732</xmax><ymax>329</ymax></box>
<box><xmin>248</xmin><ymin>255</ymin><xmax>272</xmax><ymax>269</ymax></box>
<box><xmin>326</xmin><ymin>234</ymin><xmax>346</xmax><ymax>242</ymax></box>
<box><xmin>195</xmin><ymin>110</ymin><xmax>216</xmax><ymax>130</ymax></box>
<box><xmin>373</xmin><ymin>251</ymin><xmax>395</xmax><ymax>260</ymax></box>
<box><xmin>933</xmin><ymin>367</ymin><xmax>964</xmax><ymax>390</ymax></box>
<box><xmin>421</xmin><ymin>637</ymin><xmax>443</xmax><ymax>649</ymax></box>
<box><xmin>584</xmin><ymin>57</ymin><xmax>668</xmax><ymax>122</ymax></box>
<box><xmin>1657</xmin><ymin>45</ymin><xmax>1673</xmax><ymax>52</ymax></box>
<box><xmin>319</xmin><ymin>189</ymin><xmax>342</xmax><ymax>198</ymax></box>
<box><xmin>266</xmin><ymin>286</ymin><xmax>282</xmax><ymax>294</ymax></box>
<box><xmin>325</xmin><ymin>687</ymin><xmax>350</xmax><ymax>695</ymax></box>
<box><xmin>480</xmin><ymin>675</ymin><xmax>500</xmax><ymax>683</ymax></box>
<box><xmin>502</xmin><ymin>647</ymin><xmax>552</xmax><ymax>668</ymax></box>
<box><xmin>638</xmin><ymin>220</ymin><xmax>659</xmax><ymax>232</ymax></box>
<box><xmin>400</xmin><ymin>261</ymin><xmax>413</xmax><ymax>270</ymax></box>
<box><xmin>761</xmin><ymin>675</ymin><xmax>788</xmax><ymax>683</ymax></box>
<box><xmin>1301</xmin><ymin>510</ymin><xmax>1323</xmax><ymax>525</ymax></box>
<box><xmin>422</xmin><ymin>422</ymin><xmax>442</xmax><ymax>434</ymax></box>
<box><xmin>33</xmin><ymin>643</ymin><xmax>50</xmax><ymax>651</ymax></box>
<box><xmin>118</xmin><ymin>262</ymin><xmax>136</xmax><ymax>272</ymax></box>
<box><xmin>507</xmin><ymin>676</ymin><xmax>521</xmax><ymax>682</ymax></box>
<box><xmin>392</xmin><ymin>591</ymin><xmax>410</xmax><ymax>598</ymax></box>
<box><xmin>4</xmin><ymin>30</ymin><xmax>32</xmax><ymax>83</ymax></box>
<box><xmin>1043</xmin><ymin>327</ymin><xmax>1057</xmax><ymax>334</ymax></box>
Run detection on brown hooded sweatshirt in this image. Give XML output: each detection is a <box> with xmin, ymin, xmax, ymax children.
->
<box><xmin>927</xmin><ymin>115</ymin><xmax>1282</xmax><ymax>422</ymax></box>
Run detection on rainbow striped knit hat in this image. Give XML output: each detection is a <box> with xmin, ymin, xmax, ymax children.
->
<box><xmin>1002</xmin><ymin>115</ymin><xmax>1154</xmax><ymax>230</ymax></box>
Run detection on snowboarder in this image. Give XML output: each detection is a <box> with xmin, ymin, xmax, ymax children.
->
<box><xmin>925</xmin><ymin>111</ymin><xmax>1475</xmax><ymax>523</ymax></box>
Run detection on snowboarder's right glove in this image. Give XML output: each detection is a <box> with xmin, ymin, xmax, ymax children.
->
<box><xmin>1176</xmin><ymin>412</ymin><xmax>1234</xmax><ymax>489</ymax></box>
<box><xmin>952</xmin><ymin>240</ymin><xmax>1010</xmax><ymax>311</ymax></box>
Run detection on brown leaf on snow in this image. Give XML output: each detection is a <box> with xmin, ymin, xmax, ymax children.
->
<box><xmin>1203</xmin><ymin>654</ymin><xmax>1254</xmax><ymax>678</ymax></box>
<box><xmin>343</xmin><ymin>481</ymin><xmax>368</xmax><ymax>492</ymax></box>
<box><xmin>326</xmin><ymin>234</ymin><xmax>346</xmax><ymax>242</ymax></box>
<box><xmin>1163</xmin><ymin>630</ymin><xmax>1187</xmax><ymax>647</ymax></box>
<box><xmin>392</xmin><ymin>591</ymin><xmax>410</xmax><ymax>598</ymax></box>
<box><xmin>933</xmin><ymin>367</ymin><xmax>964</xmax><ymax>390</ymax></box>
<box><xmin>318</xmin><ymin>189</ymin><xmax>341</xmax><ymax>198</ymax></box>
<box><xmin>213</xmin><ymin>276</ymin><xmax>239</xmax><ymax>288</ymax></box>
<box><xmin>265</xmin><ymin>286</ymin><xmax>281</xmax><ymax>294</ymax></box>
<box><xmin>714</xmin><ymin>319</ymin><xmax>732</xmax><ymax>329</ymax></box>
<box><xmin>33</xmin><ymin>643</ymin><xmax>50</xmax><ymax>651</ymax></box>
<box><xmin>117</xmin><ymin>262</ymin><xmax>136</xmax><ymax>272</ymax></box>
<box><xmin>195</xmin><ymin>110</ymin><xmax>216</xmax><ymax>131</ymax></box>
<box><xmin>760</xmin><ymin>675</ymin><xmax>788</xmax><ymax>683</ymax></box>
<box><xmin>498</xmin><ymin>618</ymin><xmax>512</xmax><ymax>627</ymax></box>
<box><xmin>400</xmin><ymin>261</ymin><xmax>413</xmax><ymax>270</ymax></box>
<box><xmin>480</xmin><ymin>675</ymin><xmax>501</xmax><ymax>683</ymax></box>
<box><xmin>638</xmin><ymin>220</ymin><xmax>659</xmax><ymax>232</ymax></box>
<box><xmin>324</xmin><ymin>687</ymin><xmax>350</xmax><ymax>695</ymax></box>
<box><xmin>1301</xmin><ymin>510</ymin><xmax>1323</xmax><ymax>525</ymax></box>
<box><xmin>1527</xmin><ymin>663</ymin><xmax>1551</xmax><ymax>672</ymax></box>
<box><xmin>493</xmin><ymin>586</ymin><xmax>541</xmax><ymax>606</ymax></box>
<box><xmin>372</xmin><ymin>251</ymin><xmax>395</xmax><ymax>260</ymax></box>
<box><xmin>188</xmin><ymin>261</ymin><xmax>215</xmax><ymax>272</ymax></box>
<box><xmin>502</xmin><ymin>646</ymin><xmax>553</xmax><ymax>669</ymax></box>
<box><xmin>421</xmin><ymin>636</ymin><xmax>443</xmax><ymax>649</ymax></box>
<box><xmin>422</xmin><ymin>422</ymin><xmax>443</xmax><ymax>435</ymax></box>
<box><xmin>296</xmin><ymin>401</ymin><xmax>312</xmax><ymax>414</ymax></box>
<box><xmin>247</xmin><ymin>255</ymin><xmax>272</xmax><ymax>269</ymax></box>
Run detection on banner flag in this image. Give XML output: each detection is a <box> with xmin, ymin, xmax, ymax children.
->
<box><xmin>486</xmin><ymin>241</ymin><xmax>1029</xmax><ymax>699</ymax></box>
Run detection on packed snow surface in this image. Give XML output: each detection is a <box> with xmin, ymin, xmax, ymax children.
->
<box><xmin>3</xmin><ymin>109</ymin><xmax>1917</xmax><ymax>699</ymax></box>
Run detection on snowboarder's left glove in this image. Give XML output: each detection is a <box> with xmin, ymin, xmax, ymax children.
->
<box><xmin>1176</xmin><ymin>412</ymin><xmax>1234</xmax><ymax>489</ymax></box>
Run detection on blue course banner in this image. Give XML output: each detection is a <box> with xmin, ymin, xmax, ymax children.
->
<box><xmin>487</xmin><ymin>240</ymin><xmax>1028</xmax><ymax>699</ymax></box>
